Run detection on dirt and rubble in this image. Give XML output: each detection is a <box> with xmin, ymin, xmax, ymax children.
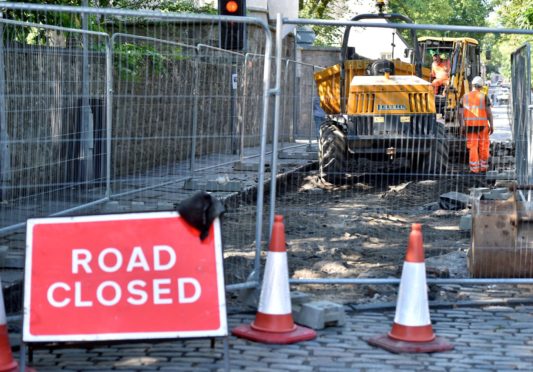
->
<box><xmin>222</xmin><ymin>168</ymin><xmax>530</xmax><ymax>310</ymax></box>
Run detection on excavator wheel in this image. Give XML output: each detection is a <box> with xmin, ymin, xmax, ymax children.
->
<box><xmin>319</xmin><ymin>121</ymin><xmax>347</xmax><ymax>184</ymax></box>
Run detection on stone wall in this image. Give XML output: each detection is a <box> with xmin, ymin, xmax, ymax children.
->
<box><xmin>1</xmin><ymin>23</ymin><xmax>296</xmax><ymax>198</ymax></box>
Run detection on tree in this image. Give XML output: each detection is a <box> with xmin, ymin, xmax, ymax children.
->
<box><xmin>3</xmin><ymin>0</ymin><xmax>216</xmax><ymax>45</ymax></box>
<box><xmin>299</xmin><ymin>0</ymin><xmax>495</xmax><ymax>46</ymax></box>
<box><xmin>495</xmin><ymin>0</ymin><xmax>533</xmax><ymax>29</ymax></box>
<box><xmin>485</xmin><ymin>0</ymin><xmax>533</xmax><ymax>79</ymax></box>
<box><xmin>298</xmin><ymin>0</ymin><xmax>354</xmax><ymax>46</ymax></box>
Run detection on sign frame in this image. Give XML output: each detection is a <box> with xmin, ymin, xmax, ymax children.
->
<box><xmin>23</xmin><ymin>211</ymin><xmax>227</xmax><ymax>343</ymax></box>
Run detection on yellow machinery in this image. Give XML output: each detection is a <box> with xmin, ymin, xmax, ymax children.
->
<box><xmin>313</xmin><ymin>4</ymin><xmax>448</xmax><ymax>183</ymax></box>
<box><xmin>417</xmin><ymin>36</ymin><xmax>483</xmax><ymax>127</ymax></box>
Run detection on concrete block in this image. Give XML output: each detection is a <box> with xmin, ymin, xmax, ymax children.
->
<box><xmin>469</xmin><ymin>188</ymin><xmax>490</xmax><ymax>202</ymax></box>
<box><xmin>486</xmin><ymin>171</ymin><xmax>515</xmax><ymax>181</ymax></box>
<box><xmin>293</xmin><ymin>300</ymin><xmax>345</xmax><ymax>330</ymax></box>
<box><xmin>278</xmin><ymin>150</ymin><xmax>318</xmax><ymax>160</ymax></box>
<box><xmin>459</xmin><ymin>215</ymin><xmax>472</xmax><ymax>231</ymax></box>
<box><xmin>233</xmin><ymin>160</ymin><xmax>270</xmax><ymax>172</ymax></box>
<box><xmin>205</xmin><ymin>180</ymin><xmax>243</xmax><ymax>192</ymax></box>
<box><xmin>183</xmin><ymin>178</ymin><xmax>244</xmax><ymax>192</ymax></box>
<box><xmin>439</xmin><ymin>192</ymin><xmax>470</xmax><ymax>210</ymax></box>
<box><xmin>482</xmin><ymin>188</ymin><xmax>512</xmax><ymax>200</ymax></box>
<box><xmin>156</xmin><ymin>201</ymin><xmax>174</xmax><ymax>210</ymax></box>
<box><xmin>291</xmin><ymin>291</ymin><xmax>312</xmax><ymax>306</ymax></box>
<box><xmin>101</xmin><ymin>201</ymin><xmax>129</xmax><ymax>213</ymax></box>
<box><xmin>183</xmin><ymin>178</ymin><xmax>203</xmax><ymax>190</ymax></box>
<box><xmin>131</xmin><ymin>201</ymin><xmax>151</xmax><ymax>211</ymax></box>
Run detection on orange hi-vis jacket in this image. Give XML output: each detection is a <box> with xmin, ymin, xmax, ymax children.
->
<box><xmin>462</xmin><ymin>90</ymin><xmax>489</xmax><ymax>127</ymax></box>
<box><xmin>431</xmin><ymin>61</ymin><xmax>449</xmax><ymax>79</ymax></box>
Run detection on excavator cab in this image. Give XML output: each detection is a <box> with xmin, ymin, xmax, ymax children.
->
<box><xmin>417</xmin><ymin>36</ymin><xmax>482</xmax><ymax>126</ymax></box>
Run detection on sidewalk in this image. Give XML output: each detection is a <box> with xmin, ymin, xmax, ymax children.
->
<box><xmin>18</xmin><ymin>302</ymin><xmax>533</xmax><ymax>371</ymax></box>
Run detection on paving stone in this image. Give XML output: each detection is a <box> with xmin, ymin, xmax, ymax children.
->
<box><xmin>268</xmin><ymin>364</ymin><xmax>313</xmax><ymax>371</ymax></box>
<box><xmin>16</xmin><ymin>304</ymin><xmax>533</xmax><ymax>371</ymax></box>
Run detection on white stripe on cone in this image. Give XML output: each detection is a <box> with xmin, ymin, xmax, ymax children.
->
<box><xmin>394</xmin><ymin>262</ymin><xmax>431</xmax><ymax>327</ymax></box>
<box><xmin>257</xmin><ymin>251</ymin><xmax>291</xmax><ymax>315</ymax></box>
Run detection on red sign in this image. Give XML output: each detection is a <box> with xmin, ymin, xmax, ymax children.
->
<box><xmin>23</xmin><ymin>212</ymin><xmax>227</xmax><ymax>342</ymax></box>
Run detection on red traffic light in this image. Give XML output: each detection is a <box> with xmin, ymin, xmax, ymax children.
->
<box><xmin>225</xmin><ymin>0</ymin><xmax>239</xmax><ymax>13</ymax></box>
<box><xmin>219</xmin><ymin>0</ymin><xmax>245</xmax><ymax>16</ymax></box>
<box><xmin>218</xmin><ymin>0</ymin><xmax>246</xmax><ymax>50</ymax></box>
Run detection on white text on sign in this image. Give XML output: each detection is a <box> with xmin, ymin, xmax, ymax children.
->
<box><xmin>47</xmin><ymin>245</ymin><xmax>202</xmax><ymax>308</ymax></box>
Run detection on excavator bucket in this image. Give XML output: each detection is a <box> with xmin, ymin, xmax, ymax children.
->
<box><xmin>469</xmin><ymin>190</ymin><xmax>533</xmax><ymax>278</ymax></box>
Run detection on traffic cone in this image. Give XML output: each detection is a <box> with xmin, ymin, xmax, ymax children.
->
<box><xmin>368</xmin><ymin>224</ymin><xmax>454</xmax><ymax>353</ymax></box>
<box><xmin>0</xmin><ymin>280</ymin><xmax>35</xmax><ymax>371</ymax></box>
<box><xmin>232</xmin><ymin>215</ymin><xmax>316</xmax><ymax>344</ymax></box>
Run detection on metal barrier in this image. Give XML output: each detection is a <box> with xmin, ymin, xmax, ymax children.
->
<box><xmin>0</xmin><ymin>17</ymin><xmax>111</xmax><ymax>233</ymax></box>
<box><xmin>0</xmin><ymin>3</ymin><xmax>277</xmax><ymax>314</ymax></box>
<box><xmin>271</xmin><ymin>15</ymin><xmax>533</xmax><ymax>289</ymax></box>
<box><xmin>4</xmin><ymin>2</ymin><xmax>533</xmax><ymax>313</ymax></box>
<box><xmin>511</xmin><ymin>43</ymin><xmax>532</xmax><ymax>187</ymax></box>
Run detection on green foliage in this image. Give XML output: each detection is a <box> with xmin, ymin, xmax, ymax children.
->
<box><xmin>496</xmin><ymin>0</ymin><xmax>533</xmax><ymax>29</ymax></box>
<box><xmin>99</xmin><ymin>0</ymin><xmax>217</xmax><ymax>14</ymax></box>
<box><xmin>387</xmin><ymin>0</ymin><xmax>493</xmax><ymax>43</ymax></box>
<box><xmin>299</xmin><ymin>0</ymin><xmax>352</xmax><ymax>46</ymax></box>
<box><xmin>154</xmin><ymin>0</ymin><xmax>217</xmax><ymax>14</ymax></box>
<box><xmin>485</xmin><ymin>0</ymin><xmax>533</xmax><ymax>79</ymax></box>
<box><xmin>4</xmin><ymin>1</ymin><xmax>211</xmax><ymax>79</ymax></box>
<box><xmin>113</xmin><ymin>42</ymin><xmax>188</xmax><ymax>81</ymax></box>
<box><xmin>298</xmin><ymin>0</ymin><xmax>495</xmax><ymax>46</ymax></box>
<box><xmin>7</xmin><ymin>0</ymin><xmax>216</xmax><ymax>13</ymax></box>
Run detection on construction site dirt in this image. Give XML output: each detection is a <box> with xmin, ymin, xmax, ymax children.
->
<box><xmin>222</xmin><ymin>166</ymin><xmax>529</xmax><ymax>311</ymax></box>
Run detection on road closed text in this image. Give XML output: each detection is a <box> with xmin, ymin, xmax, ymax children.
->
<box><xmin>47</xmin><ymin>245</ymin><xmax>202</xmax><ymax>308</ymax></box>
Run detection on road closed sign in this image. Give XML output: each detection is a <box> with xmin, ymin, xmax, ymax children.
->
<box><xmin>23</xmin><ymin>211</ymin><xmax>227</xmax><ymax>342</ymax></box>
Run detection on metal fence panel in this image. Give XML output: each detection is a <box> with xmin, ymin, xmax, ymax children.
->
<box><xmin>0</xmin><ymin>3</ymin><xmax>274</xmax><ymax>313</ymax></box>
<box><xmin>511</xmin><ymin>43</ymin><xmax>532</xmax><ymax>187</ymax></box>
<box><xmin>270</xmin><ymin>16</ymin><xmax>533</xmax><ymax>296</ymax></box>
<box><xmin>0</xmin><ymin>19</ymin><xmax>110</xmax><ymax>231</ymax></box>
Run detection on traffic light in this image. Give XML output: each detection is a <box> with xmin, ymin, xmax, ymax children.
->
<box><xmin>218</xmin><ymin>0</ymin><xmax>246</xmax><ymax>51</ymax></box>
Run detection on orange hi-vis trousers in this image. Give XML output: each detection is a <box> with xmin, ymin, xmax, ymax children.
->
<box><xmin>466</xmin><ymin>127</ymin><xmax>490</xmax><ymax>173</ymax></box>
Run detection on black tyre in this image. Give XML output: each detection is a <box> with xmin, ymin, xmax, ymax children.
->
<box><xmin>319</xmin><ymin>121</ymin><xmax>347</xmax><ymax>184</ymax></box>
<box><xmin>427</xmin><ymin>122</ymin><xmax>450</xmax><ymax>174</ymax></box>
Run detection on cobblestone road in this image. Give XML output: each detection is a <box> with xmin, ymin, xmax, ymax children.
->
<box><xmin>20</xmin><ymin>303</ymin><xmax>533</xmax><ymax>371</ymax></box>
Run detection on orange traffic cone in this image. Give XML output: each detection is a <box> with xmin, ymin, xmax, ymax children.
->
<box><xmin>368</xmin><ymin>224</ymin><xmax>454</xmax><ymax>353</ymax></box>
<box><xmin>232</xmin><ymin>215</ymin><xmax>316</xmax><ymax>344</ymax></box>
<box><xmin>0</xmin><ymin>279</ymin><xmax>35</xmax><ymax>372</ymax></box>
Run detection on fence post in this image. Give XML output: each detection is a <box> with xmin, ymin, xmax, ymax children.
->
<box><xmin>0</xmin><ymin>20</ymin><xmax>10</xmax><ymax>201</ymax></box>
<box><xmin>267</xmin><ymin>13</ymin><xmax>284</xmax><ymax>239</ymax></box>
<box><xmin>189</xmin><ymin>47</ymin><xmax>200</xmax><ymax>174</ymax></box>
<box><xmin>252</xmin><ymin>24</ymin><xmax>273</xmax><ymax>284</ymax></box>
<box><xmin>240</xmin><ymin>53</ymin><xmax>251</xmax><ymax>162</ymax></box>
<box><xmin>105</xmin><ymin>36</ymin><xmax>113</xmax><ymax>198</ymax></box>
<box><xmin>81</xmin><ymin>0</ymin><xmax>94</xmax><ymax>183</ymax></box>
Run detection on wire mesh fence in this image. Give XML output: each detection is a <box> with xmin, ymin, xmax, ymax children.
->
<box><xmin>270</xmin><ymin>16</ymin><xmax>533</xmax><ymax>295</ymax></box>
<box><xmin>2</xmin><ymin>2</ymin><xmax>533</xmax><ymax>316</ymax></box>
<box><xmin>0</xmin><ymin>18</ymin><xmax>110</xmax><ymax>229</ymax></box>
<box><xmin>511</xmin><ymin>43</ymin><xmax>532</xmax><ymax>187</ymax></box>
<box><xmin>0</xmin><ymin>3</ymin><xmax>284</xmax><ymax>313</ymax></box>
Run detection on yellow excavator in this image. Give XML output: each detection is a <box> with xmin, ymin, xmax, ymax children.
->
<box><xmin>416</xmin><ymin>36</ymin><xmax>486</xmax><ymax>163</ymax></box>
<box><xmin>417</xmin><ymin>36</ymin><xmax>484</xmax><ymax>127</ymax></box>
